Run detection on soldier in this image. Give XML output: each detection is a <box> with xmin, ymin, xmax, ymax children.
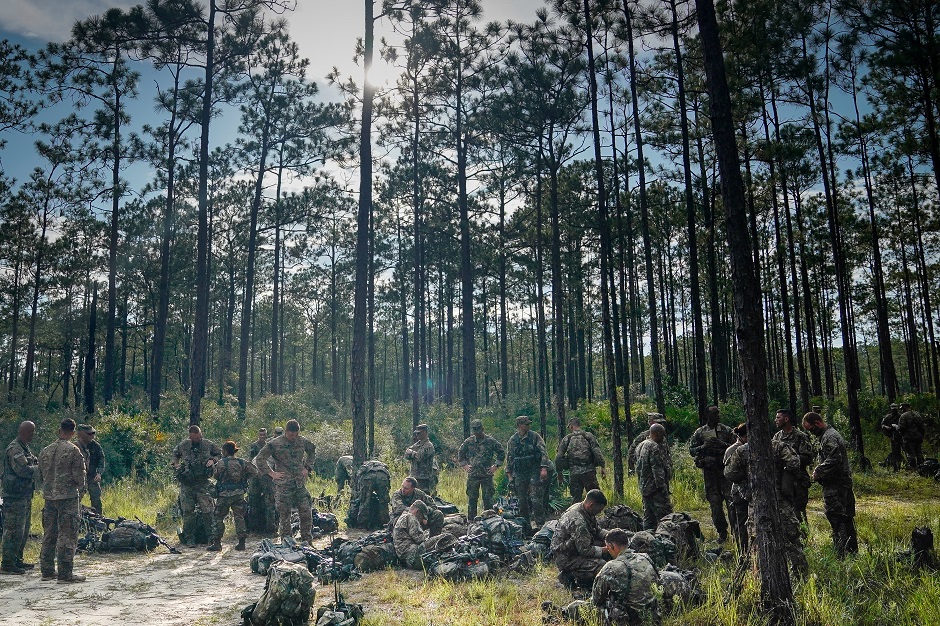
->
<box><xmin>803</xmin><ymin>412</ymin><xmax>858</xmax><ymax>558</ymax></box>
<box><xmin>591</xmin><ymin>529</ymin><xmax>660</xmax><ymax>626</ymax></box>
<box><xmin>634</xmin><ymin>424</ymin><xmax>672</xmax><ymax>530</ymax></box>
<box><xmin>773</xmin><ymin>409</ymin><xmax>814</xmax><ymax>523</ymax></box>
<box><xmin>551</xmin><ymin>489</ymin><xmax>610</xmax><ymax>587</ymax></box>
<box><xmin>898</xmin><ymin>402</ymin><xmax>925</xmax><ymax>469</ymax></box>
<box><xmin>349</xmin><ymin>459</ymin><xmax>391</xmax><ymax>530</ymax></box>
<box><xmin>247</xmin><ymin>428</ymin><xmax>276</xmax><ymax>533</ymax></box>
<box><xmin>75</xmin><ymin>424</ymin><xmax>105</xmax><ymax>515</ymax></box>
<box><xmin>37</xmin><ymin>418</ymin><xmax>86</xmax><ymax>583</ymax></box>
<box><xmin>171</xmin><ymin>425</ymin><xmax>221</xmax><ymax>548</ymax></box>
<box><xmin>392</xmin><ymin>500</ymin><xmax>432</xmax><ymax>569</ymax></box>
<box><xmin>389</xmin><ymin>477</ymin><xmax>443</xmax><ymax>536</ymax></box>
<box><xmin>254</xmin><ymin>419</ymin><xmax>317</xmax><ymax>543</ymax></box>
<box><xmin>506</xmin><ymin>415</ymin><xmax>550</xmax><ymax>528</ymax></box>
<box><xmin>1</xmin><ymin>421</ymin><xmax>38</xmax><ymax>575</ymax></box>
<box><xmin>880</xmin><ymin>404</ymin><xmax>903</xmax><ymax>472</ymax></box>
<box><xmin>335</xmin><ymin>454</ymin><xmax>355</xmax><ymax>492</ymax></box>
<box><xmin>722</xmin><ymin>423</ymin><xmax>749</xmax><ymax>552</ymax></box>
<box><xmin>404</xmin><ymin>424</ymin><xmax>436</xmax><ymax>492</ymax></box>
<box><xmin>556</xmin><ymin>417</ymin><xmax>606</xmax><ymax>502</ymax></box>
<box><xmin>689</xmin><ymin>406</ymin><xmax>735</xmax><ymax>542</ymax></box>
<box><xmin>457</xmin><ymin>419</ymin><xmax>505</xmax><ymax>519</ymax></box>
<box><xmin>627</xmin><ymin>414</ymin><xmax>670</xmax><ymax>474</ymax></box>
<box><xmin>208</xmin><ymin>441</ymin><xmax>257</xmax><ymax>552</ymax></box>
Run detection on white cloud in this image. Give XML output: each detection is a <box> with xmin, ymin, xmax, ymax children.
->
<box><xmin>0</xmin><ymin>0</ymin><xmax>138</xmax><ymax>43</ymax></box>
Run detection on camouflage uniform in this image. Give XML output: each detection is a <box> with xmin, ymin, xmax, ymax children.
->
<box><xmin>592</xmin><ymin>549</ymin><xmax>660</xmax><ymax>626</ymax></box>
<box><xmin>75</xmin><ymin>438</ymin><xmax>105</xmax><ymax>515</ymax></box>
<box><xmin>507</xmin><ymin>430</ymin><xmax>550</xmax><ymax>525</ymax></box>
<box><xmin>392</xmin><ymin>510</ymin><xmax>430</xmax><ymax>569</ymax></box>
<box><xmin>390</xmin><ymin>487</ymin><xmax>443</xmax><ymax>536</ymax></box>
<box><xmin>689</xmin><ymin>423</ymin><xmax>735</xmax><ymax>540</ymax></box>
<box><xmin>212</xmin><ymin>456</ymin><xmax>258</xmax><ymax>541</ymax></box>
<box><xmin>556</xmin><ymin>430</ymin><xmax>605</xmax><ymax>502</ymax></box>
<box><xmin>254</xmin><ymin>434</ymin><xmax>317</xmax><ymax>541</ymax></box>
<box><xmin>898</xmin><ymin>409</ymin><xmax>925</xmax><ymax>469</ymax></box>
<box><xmin>335</xmin><ymin>455</ymin><xmax>355</xmax><ymax>492</ymax></box>
<box><xmin>634</xmin><ymin>439</ymin><xmax>672</xmax><ymax>530</ymax></box>
<box><xmin>173</xmin><ymin>438</ymin><xmax>222</xmax><ymax>544</ymax></box>
<box><xmin>457</xmin><ymin>434</ymin><xmax>505</xmax><ymax>519</ymax></box>
<box><xmin>404</xmin><ymin>438</ymin><xmax>436</xmax><ymax>492</ymax></box>
<box><xmin>812</xmin><ymin>426</ymin><xmax>858</xmax><ymax>557</ymax></box>
<box><xmin>722</xmin><ymin>441</ymin><xmax>748</xmax><ymax>552</ymax></box>
<box><xmin>1</xmin><ymin>437</ymin><xmax>37</xmax><ymax>572</ymax></box>
<box><xmin>247</xmin><ymin>437</ymin><xmax>277</xmax><ymax>533</ymax></box>
<box><xmin>349</xmin><ymin>460</ymin><xmax>391</xmax><ymax>530</ymax></box>
<box><xmin>627</xmin><ymin>430</ymin><xmax>671</xmax><ymax>474</ymax></box>
<box><xmin>37</xmin><ymin>438</ymin><xmax>86</xmax><ymax>580</ymax></box>
<box><xmin>880</xmin><ymin>410</ymin><xmax>903</xmax><ymax>471</ymax></box>
<box><xmin>551</xmin><ymin>501</ymin><xmax>609</xmax><ymax>582</ymax></box>
<box><xmin>772</xmin><ymin>427</ymin><xmax>814</xmax><ymax>522</ymax></box>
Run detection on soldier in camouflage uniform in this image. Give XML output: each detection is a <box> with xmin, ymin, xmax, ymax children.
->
<box><xmin>880</xmin><ymin>404</ymin><xmax>903</xmax><ymax>472</ymax></box>
<box><xmin>506</xmin><ymin>416</ymin><xmax>550</xmax><ymax>528</ymax></box>
<box><xmin>389</xmin><ymin>477</ymin><xmax>443</xmax><ymax>536</ymax></box>
<box><xmin>37</xmin><ymin>418</ymin><xmax>87</xmax><ymax>583</ymax></box>
<box><xmin>803</xmin><ymin>412</ymin><xmax>858</xmax><ymax>558</ymax></box>
<box><xmin>556</xmin><ymin>417</ymin><xmax>606</xmax><ymax>502</ymax></box>
<box><xmin>898</xmin><ymin>402</ymin><xmax>925</xmax><ymax>469</ymax></box>
<box><xmin>722</xmin><ymin>424</ymin><xmax>749</xmax><ymax>552</ymax></box>
<box><xmin>592</xmin><ymin>529</ymin><xmax>661</xmax><ymax>626</ymax></box>
<box><xmin>404</xmin><ymin>424</ymin><xmax>436</xmax><ymax>492</ymax></box>
<box><xmin>635</xmin><ymin>424</ymin><xmax>672</xmax><ymax>530</ymax></box>
<box><xmin>393</xmin><ymin>500</ymin><xmax>432</xmax><ymax>569</ymax></box>
<box><xmin>627</xmin><ymin>413</ymin><xmax>669</xmax><ymax>473</ymax></box>
<box><xmin>551</xmin><ymin>489</ymin><xmax>610</xmax><ymax>586</ymax></box>
<box><xmin>172</xmin><ymin>425</ymin><xmax>222</xmax><ymax>547</ymax></box>
<box><xmin>335</xmin><ymin>454</ymin><xmax>355</xmax><ymax>492</ymax></box>
<box><xmin>208</xmin><ymin>441</ymin><xmax>257</xmax><ymax>552</ymax></box>
<box><xmin>773</xmin><ymin>409</ymin><xmax>814</xmax><ymax>523</ymax></box>
<box><xmin>457</xmin><ymin>419</ymin><xmax>505</xmax><ymax>519</ymax></box>
<box><xmin>75</xmin><ymin>424</ymin><xmax>105</xmax><ymax>515</ymax></box>
<box><xmin>247</xmin><ymin>428</ymin><xmax>276</xmax><ymax>533</ymax></box>
<box><xmin>1</xmin><ymin>421</ymin><xmax>38</xmax><ymax>575</ymax></box>
<box><xmin>254</xmin><ymin>419</ymin><xmax>317</xmax><ymax>542</ymax></box>
<box><xmin>689</xmin><ymin>406</ymin><xmax>735</xmax><ymax>542</ymax></box>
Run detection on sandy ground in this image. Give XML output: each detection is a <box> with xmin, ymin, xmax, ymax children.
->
<box><xmin>0</xmin><ymin>544</ymin><xmax>266</xmax><ymax>626</ymax></box>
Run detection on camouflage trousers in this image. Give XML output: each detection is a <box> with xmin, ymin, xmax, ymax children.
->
<box><xmin>513</xmin><ymin>472</ymin><xmax>546</xmax><ymax>526</ymax></box>
<box><xmin>81</xmin><ymin>480</ymin><xmax>103</xmax><ymax>515</ymax></box>
<box><xmin>1</xmin><ymin>495</ymin><xmax>32</xmax><ymax>568</ymax></box>
<box><xmin>247</xmin><ymin>475</ymin><xmax>277</xmax><ymax>532</ymax></box>
<box><xmin>553</xmin><ymin>552</ymin><xmax>605</xmax><ymax>584</ymax></box>
<box><xmin>212</xmin><ymin>493</ymin><xmax>248</xmax><ymax>540</ymax></box>
<box><xmin>466</xmin><ymin>474</ymin><xmax>495</xmax><ymax>520</ymax></box>
<box><xmin>825</xmin><ymin>512</ymin><xmax>858</xmax><ymax>559</ymax></box>
<box><xmin>902</xmin><ymin>438</ymin><xmax>924</xmax><ymax>470</ymax></box>
<box><xmin>730</xmin><ymin>499</ymin><xmax>749</xmax><ymax>553</ymax></box>
<box><xmin>180</xmin><ymin>482</ymin><xmax>214</xmax><ymax>544</ymax></box>
<box><xmin>568</xmin><ymin>469</ymin><xmax>600</xmax><ymax>503</ymax></box>
<box><xmin>275</xmin><ymin>484</ymin><xmax>312</xmax><ymax>541</ymax></box>
<box><xmin>701</xmin><ymin>468</ymin><xmax>731</xmax><ymax>537</ymax></box>
<box><xmin>641</xmin><ymin>490</ymin><xmax>673</xmax><ymax>530</ymax></box>
<box><xmin>397</xmin><ymin>539</ymin><xmax>431</xmax><ymax>570</ymax></box>
<box><xmin>40</xmin><ymin>497</ymin><xmax>79</xmax><ymax>576</ymax></box>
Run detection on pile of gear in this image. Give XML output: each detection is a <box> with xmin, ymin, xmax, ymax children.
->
<box><xmin>77</xmin><ymin>506</ymin><xmax>180</xmax><ymax>554</ymax></box>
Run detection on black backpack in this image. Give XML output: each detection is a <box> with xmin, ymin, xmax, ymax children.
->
<box><xmin>98</xmin><ymin>520</ymin><xmax>160</xmax><ymax>552</ymax></box>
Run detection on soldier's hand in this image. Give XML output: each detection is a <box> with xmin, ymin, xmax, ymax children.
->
<box><xmin>302</xmin><ymin>468</ymin><xmax>310</xmax><ymax>478</ymax></box>
<box><xmin>487</xmin><ymin>465</ymin><xmax>497</xmax><ymax>475</ymax></box>
<box><xmin>540</xmin><ymin>467</ymin><xmax>548</xmax><ymax>481</ymax></box>
<box><xmin>94</xmin><ymin>473</ymin><xmax>102</xmax><ymax>483</ymax></box>
<box><xmin>205</xmin><ymin>459</ymin><xmax>215</xmax><ymax>467</ymax></box>
<box><xmin>271</xmin><ymin>470</ymin><xmax>285</xmax><ymax>481</ymax></box>
<box><xmin>600</xmin><ymin>467</ymin><xmax>607</xmax><ymax>479</ymax></box>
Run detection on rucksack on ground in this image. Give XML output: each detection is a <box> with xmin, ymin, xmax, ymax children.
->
<box><xmin>599</xmin><ymin>504</ymin><xmax>643</xmax><ymax>531</ymax></box>
<box><xmin>244</xmin><ymin>561</ymin><xmax>316</xmax><ymax>626</ymax></box>
<box><xmin>98</xmin><ymin>520</ymin><xmax>160</xmax><ymax>552</ymax></box>
<box><xmin>655</xmin><ymin>512</ymin><xmax>702</xmax><ymax>564</ymax></box>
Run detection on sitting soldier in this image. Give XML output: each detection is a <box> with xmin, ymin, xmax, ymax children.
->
<box><xmin>389</xmin><ymin>477</ymin><xmax>444</xmax><ymax>537</ymax></box>
<box><xmin>551</xmin><ymin>489</ymin><xmax>610</xmax><ymax>587</ymax></box>
<box><xmin>592</xmin><ymin>529</ymin><xmax>661</xmax><ymax>626</ymax></box>
<box><xmin>393</xmin><ymin>500</ymin><xmax>432</xmax><ymax>569</ymax></box>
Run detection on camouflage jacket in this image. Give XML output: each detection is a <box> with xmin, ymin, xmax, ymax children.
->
<box><xmin>689</xmin><ymin>423</ymin><xmax>735</xmax><ymax>469</ymax></box>
<box><xmin>813</xmin><ymin>426</ymin><xmax>852</xmax><ymax>488</ymax></box>
<box><xmin>772</xmin><ymin>428</ymin><xmax>815</xmax><ymax>469</ymax></box>
<box><xmin>457</xmin><ymin>434</ymin><xmax>505</xmax><ymax>477</ymax></box>
<box><xmin>335</xmin><ymin>455</ymin><xmax>355</xmax><ymax>488</ymax></box>
<box><xmin>254</xmin><ymin>435</ymin><xmax>317</xmax><ymax>489</ymax></box>
<box><xmin>635</xmin><ymin>439</ymin><xmax>671</xmax><ymax>497</ymax></box>
<box><xmin>722</xmin><ymin>441</ymin><xmax>747</xmax><ymax>503</ymax></box>
<box><xmin>213</xmin><ymin>456</ymin><xmax>258</xmax><ymax>497</ymax></box>
<box><xmin>392</xmin><ymin>510</ymin><xmax>428</xmax><ymax>559</ymax></box>
<box><xmin>390</xmin><ymin>487</ymin><xmax>437</xmax><ymax>519</ymax></box>
<box><xmin>880</xmin><ymin>412</ymin><xmax>901</xmax><ymax>440</ymax></box>
<box><xmin>2</xmin><ymin>437</ymin><xmax>37</xmax><ymax>499</ymax></box>
<box><xmin>404</xmin><ymin>438</ymin><xmax>435</xmax><ymax>481</ymax></box>
<box><xmin>556</xmin><ymin>430</ymin><xmax>605</xmax><ymax>475</ymax></box>
<box><xmin>76</xmin><ymin>439</ymin><xmax>106</xmax><ymax>478</ymax></box>
<box><xmin>551</xmin><ymin>502</ymin><xmax>608</xmax><ymax>559</ymax></box>
<box><xmin>506</xmin><ymin>430</ymin><xmax>549</xmax><ymax>476</ymax></box>
<box><xmin>592</xmin><ymin>550</ymin><xmax>660</xmax><ymax>624</ymax></box>
<box><xmin>38</xmin><ymin>438</ymin><xmax>86</xmax><ymax>501</ymax></box>
<box><xmin>725</xmin><ymin>441</ymin><xmax>801</xmax><ymax>504</ymax></box>
<box><xmin>627</xmin><ymin>429</ymin><xmax>672</xmax><ymax>472</ymax></box>
<box><xmin>898</xmin><ymin>411</ymin><xmax>925</xmax><ymax>442</ymax></box>
<box><xmin>248</xmin><ymin>438</ymin><xmax>266</xmax><ymax>461</ymax></box>
<box><xmin>172</xmin><ymin>438</ymin><xmax>222</xmax><ymax>485</ymax></box>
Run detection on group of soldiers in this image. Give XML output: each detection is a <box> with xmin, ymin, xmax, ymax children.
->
<box><xmin>881</xmin><ymin>402</ymin><xmax>926</xmax><ymax>471</ymax></box>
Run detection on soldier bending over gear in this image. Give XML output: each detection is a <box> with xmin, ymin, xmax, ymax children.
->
<box><xmin>552</xmin><ymin>489</ymin><xmax>610</xmax><ymax>587</ymax></box>
<box><xmin>390</xmin><ymin>477</ymin><xmax>443</xmax><ymax>536</ymax></box>
<box><xmin>393</xmin><ymin>500</ymin><xmax>432</xmax><ymax>569</ymax></box>
<box><xmin>592</xmin><ymin>529</ymin><xmax>661</xmax><ymax>626</ymax></box>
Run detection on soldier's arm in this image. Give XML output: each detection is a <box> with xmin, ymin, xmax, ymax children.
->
<box><xmin>390</xmin><ymin>492</ymin><xmax>406</xmax><ymax>518</ymax></box>
<box><xmin>457</xmin><ymin>439</ymin><xmax>470</xmax><ymax>466</ymax></box>
<box><xmin>572</xmin><ymin>516</ymin><xmax>604</xmax><ymax>557</ymax></box>
<box><xmin>209</xmin><ymin>442</ymin><xmax>222</xmax><ymax>463</ymax></box>
<box><xmin>506</xmin><ymin>436</ymin><xmax>516</xmax><ymax>470</ymax></box>
<box><xmin>536</xmin><ymin>434</ymin><xmax>550</xmax><ymax>467</ymax></box>
<box><xmin>171</xmin><ymin>443</ymin><xmax>182</xmax><ymax>466</ymax></box>
<box><xmin>8</xmin><ymin>448</ymin><xmax>35</xmax><ymax>479</ymax></box>
<box><xmin>555</xmin><ymin>435</ymin><xmax>569</xmax><ymax>467</ymax></box>
<box><xmin>305</xmin><ymin>439</ymin><xmax>317</xmax><ymax>464</ymax></box>
<box><xmin>591</xmin><ymin>566</ymin><xmax>612</xmax><ymax>609</ymax></box>
<box><xmin>254</xmin><ymin>443</ymin><xmax>274</xmax><ymax>476</ymax></box>
<box><xmin>590</xmin><ymin>434</ymin><xmax>605</xmax><ymax>468</ymax></box>
<box><xmin>493</xmin><ymin>439</ymin><xmax>505</xmax><ymax>466</ymax></box>
<box><xmin>243</xmin><ymin>458</ymin><xmax>258</xmax><ymax>478</ymax></box>
<box><xmin>688</xmin><ymin>429</ymin><xmax>703</xmax><ymax>456</ymax></box>
<box><xmin>72</xmin><ymin>446</ymin><xmax>87</xmax><ymax>491</ymax></box>
<box><xmin>724</xmin><ymin>448</ymin><xmax>747</xmax><ymax>484</ymax></box>
<box><xmin>813</xmin><ymin>438</ymin><xmax>841</xmax><ymax>481</ymax></box>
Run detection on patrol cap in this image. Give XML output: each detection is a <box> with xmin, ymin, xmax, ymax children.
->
<box><xmin>515</xmin><ymin>415</ymin><xmax>532</xmax><ymax>426</ymax></box>
<box><xmin>412</xmin><ymin>500</ymin><xmax>429</xmax><ymax>517</ymax></box>
<box><xmin>470</xmin><ymin>419</ymin><xmax>483</xmax><ymax>431</ymax></box>
<box><xmin>415</xmin><ymin>423</ymin><xmax>429</xmax><ymax>432</ymax></box>
<box><xmin>77</xmin><ymin>424</ymin><xmax>96</xmax><ymax>434</ymax></box>
<box><xmin>890</xmin><ymin>403</ymin><xmax>899</xmax><ymax>410</ymax></box>
<box><xmin>901</xmin><ymin>402</ymin><xmax>912</xmax><ymax>408</ymax></box>
<box><xmin>646</xmin><ymin>412</ymin><xmax>665</xmax><ymax>423</ymax></box>
<box><xmin>274</xmin><ymin>427</ymin><xmax>284</xmax><ymax>435</ymax></box>
<box><xmin>567</xmin><ymin>417</ymin><xmax>581</xmax><ymax>426</ymax></box>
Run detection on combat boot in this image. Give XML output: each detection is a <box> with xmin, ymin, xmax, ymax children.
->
<box><xmin>40</xmin><ymin>559</ymin><xmax>56</xmax><ymax>581</ymax></box>
<box><xmin>17</xmin><ymin>561</ymin><xmax>35</xmax><ymax>570</ymax></box>
<box><xmin>0</xmin><ymin>565</ymin><xmax>26</xmax><ymax>575</ymax></box>
<box><xmin>57</xmin><ymin>561</ymin><xmax>86</xmax><ymax>583</ymax></box>
<box><xmin>206</xmin><ymin>539</ymin><xmax>222</xmax><ymax>552</ymax></box>
<box><xmin>235</xmin><ymin>537</ymin><xmax>246</xmax><ymax>551</ymax></box>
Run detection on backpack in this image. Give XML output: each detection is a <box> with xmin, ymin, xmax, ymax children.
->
<box><xmin>565</xmin><ymin>432</ymin><xmax>595</xmax><ymax>467</ymax></box>
<box><xmin>246</xmin><ymin>561</ymin><xmax>317</xmax><ymax>626</ymax></box>
<box><xmin>521</xmin><ymin>520</ymin><xmax>558</xmax><ymax>562</ymax></box>
<box><xmin>655</xmin><ymin>512</ymin><xmax>703</xmax><ymax>565</ymax></box>
<box><xmin>98</xmin><ymin>520</ymin><xmax>160</xmax><ymax>552</ymax></box>
<box><xmin>347</xmin><ymin>461</ymin><xmax>391</xmax><ymax>530</ymax></box>
<box><xmin>659</xmin><ymin>564</ymin><xmax>702</xmax><ymax>611</ymax></box>
<box><xmin>250</xmin><ymin>537</ymin><xmax>310</xmax><ymax>576</ymax></box>
<box><xmin>599</xmin><ymin>504</ymin><xmax>643</xmax><ymax>531</ymax></box>
<box><xmin>629</xmin><ymin>530</ymin><xmax>677</xmax><ymax>568</ymax></box>
<box><xmin>353</xmin><ymin>543</ymin><xmax>398</xmax><ymax>572</ymax></box>
<box><xmin>467</xmin><ymin>513</ymin><xmax>525</xmax><ymax>561</ymax></box>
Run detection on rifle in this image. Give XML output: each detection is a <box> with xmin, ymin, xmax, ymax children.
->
<box><xmin>135</xmin><ymin>515</ymin><xmax>181</xmax><ymax>554</ymax></box>
<box><xmin>314</xmin><ymin>530</ymin><xmax>365</xmax><ymax>626</ymax></box>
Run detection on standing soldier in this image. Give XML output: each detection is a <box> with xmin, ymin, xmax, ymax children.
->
<box><xmin>627</xmin><ymin>413</ymin><xmax>669</xmax><ymax>473</ymax></box>
<box><xmin>404</xmin><ymin>424</ymin><xmax>435</xmax><ymax>492</ymax></box>
<box><xmin>75</xmin><ymin>424</ymin><xmax>105</xmax><ymax>515</ymax></box>
<box><xmin>551</xmin><ymin>489</ymin><xmax>609</xmax><ymax>587</ymax></box>
<box><xmin>254</xmin><ymin>419</ymin><xmax>317</xmax><ymax>543</ymax></box>
<box><xmin>723</xmin><ymin>424</ymin><xmax>749</xmax><ymax>552</ymax></box>
<box><xmin>591</xmin><ymin>529</ymin><xmax>660</xmax><ymax>626</ymax></box>
<box><xmin>457</xmin><ymin>419</ymin><xmax>505</xmax><ymax>520</ymax></box>
<box><xmin>689</xmin><ymin>406</ymin><xmax>735</xmax><ymax>542</ymax></box>
<box><xmin>208</xmin><ymin>441</ymin><xmax>257</xmax><ymax>552</ymax></box>
<box><xmin>247</xmin><ymin>428</ymin><xmax>276</xmax><ymax>533</ymax></box>
<box><xmin>803</xmin><ymin>411</ymin><xmax>858</xmax><ymax>558</ymax></box>
<box><xmin>635</xmin><ymin>424</ymin><xmax>672</xmax><ymax>530</ymax></box>
<box><xmin>898</xmin><ymin>402</ymin><xmax>925</xmax><ymax>469</ymax></box>
<box><xmin>880</xmin><ymin>404</ymin><xmax>903</xmax><ymax>472</ymax></box>
<box><xmin>172</xmin><ymin>425</ymin><xmax>221</xmax><ymax>548</ymax></box>
<box><xmin>37</xmin><ymin>418</ymin><xmax>86</xmax><ymax>583</ymax></box>
<box><xmin>556</xmin><ymin>417</ymin><xmax>606</xmax><ymax>502</ymax></box>
<box><xmin>506</xmin><ymin>416</ymin><xmax>550</xmax><ymax>529</ymax></box>
<box><xmin>1</xmin><ymin>421</ymin><xmax>38</xmax><ymax>575</ymax></box>
<box><xmin>772</xmin><ymin>409</ymin><xmax>814</xmax><ymax>523</ymax></box>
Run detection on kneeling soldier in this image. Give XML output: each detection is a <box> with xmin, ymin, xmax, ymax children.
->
<box><xmin>209</xmin><ymin>441</ymin><xmax>257</xmax><ymax>552</ymax></box>
<box><xmin>393</xmin><ymin>500</ymin><xmax>432</xmax><ymax>569</ymax></box>
<box><xmin>592</xmin><ymin>529</ymin><xmax>661</xmax><ymax>626</ymax></box>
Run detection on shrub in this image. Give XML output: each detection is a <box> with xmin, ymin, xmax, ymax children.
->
<box><xmin>95</xmin><ymin>407</ymin><xmax>172</xmax><ymax>482</ymax></box>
